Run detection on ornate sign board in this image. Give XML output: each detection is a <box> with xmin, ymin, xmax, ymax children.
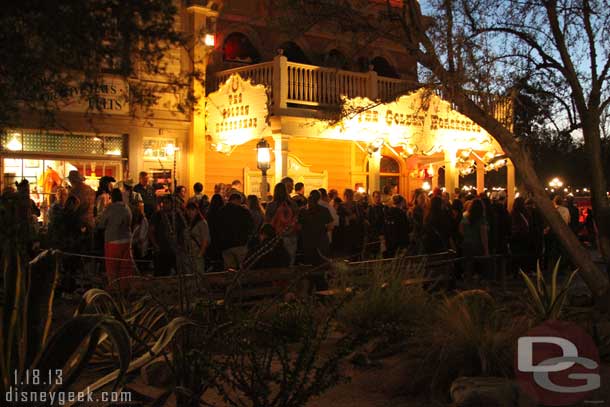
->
<box><xmin>319</xmin><ymin>88</ymin><xmax>503</xmax><ymax>154</ymax></box>
<box><xmin>206</xmin><ymin>74</ymin><xmax>269</xmax><ymax>151</ymax></box>
<box><xmin>57</xmin><ymin>75</ymin><xmax>129</xmax><ymax>115</ymax></box>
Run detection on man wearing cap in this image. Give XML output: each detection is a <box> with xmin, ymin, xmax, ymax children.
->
<box><xmin>67</xmin><ymin>170</ymin><xmax>95</xmax><ymax>231</ymax></box>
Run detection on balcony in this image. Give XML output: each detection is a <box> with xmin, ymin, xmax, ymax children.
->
<box><xmin>210</xmin><ymin>54</ymin><xmax>418</xmax><ymax>114</ymax></box>
<box><xmin>209</xmin><ymin>54</ymin><xmax>512</xmax><ymax>129</ymax></box>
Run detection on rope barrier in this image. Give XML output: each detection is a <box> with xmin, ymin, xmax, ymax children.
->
<box><xmin>57</xmin><ymin>250</ymin><xmax>153</xmax><ymax>264</ymax></box>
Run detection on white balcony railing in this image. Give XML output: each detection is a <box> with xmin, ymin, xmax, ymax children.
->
<box><xmin>212</xmin><ymin>55</ymin><xmax>418</xmax><ymax>112</ymax></box>
<box><xmin>211</xmin><ymin>55</ymin><xmax>511</xmax><ymax>125</ymax></box>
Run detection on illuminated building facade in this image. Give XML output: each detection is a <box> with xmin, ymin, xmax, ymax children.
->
<box><xmin>0</xmin><ymin>0</ymin><xmax>514</xmax><ymax>206</ymax></box>
<box><xmin>200</xmin><ymin>0</ymin><xmax>515</xmax><ymax>203</ymax></box>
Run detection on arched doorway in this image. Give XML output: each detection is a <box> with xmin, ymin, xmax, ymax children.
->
<box><xmin>367</xmin><ymin>155</ymin><xmax>400</xmax><ymax>193</ymax></box>
<box><xmin>222</xmin><ymin>32</ymin><xmax>260</xmax><ymax>63</ymax></box>
<box><xmin>323</xmin><ymin>49</ymin><xmax>349</xmax><ymax>70</ymax></box>
<box><xmin>371</xmin><ymin>56</ymin><xmax>399</xmax><ymax>78</ymax></box>
<box><xmin>279</xmin><ymin>41</ymin><xmax>310</xmax><ymax>64</ymax></box>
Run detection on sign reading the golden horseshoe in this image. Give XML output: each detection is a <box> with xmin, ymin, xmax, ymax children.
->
<box><xmin>206</xmin><ymin>74</ymin><xmax>268</xmax><ymax>150</ymax></box>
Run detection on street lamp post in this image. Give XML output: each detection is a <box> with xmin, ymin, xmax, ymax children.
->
<box><xmin>549</xmin><ymin>177</ymin><xmax>563</xmax><ymax>190</ymax></box>
<box><xmin>256</xmin><ymin>138</ymin><xmax>271</xmax><ymax>201</ymax></box>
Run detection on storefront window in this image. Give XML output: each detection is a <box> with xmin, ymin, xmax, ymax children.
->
<box><xmin>143</xmin><ymin>138</ymin><xmax>177</xmax><ymax>161</ymax></box>
<box><xmin>0</xmin><ymin>131</ymin><xmax>124</xmax><ymax>157</ymax></box>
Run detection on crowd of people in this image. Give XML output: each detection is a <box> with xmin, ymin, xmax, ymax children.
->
<box><xmin>0</xmin><ymin>168</ymin><xmax>598</xmax><ymax>292</ymax></box>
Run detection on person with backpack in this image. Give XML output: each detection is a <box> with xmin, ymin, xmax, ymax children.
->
<box><xmin>265</xmin><ymin>182</ymin><xmax>299</xmax><ymax>266</ymax></box>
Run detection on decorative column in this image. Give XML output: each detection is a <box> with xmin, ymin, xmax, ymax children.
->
<box><xmin>476</xmin><ymin>161</ymin><xmax>485</xmax><ymax>194</ymax></box>
<box><xmin>187</xmin><ymin>5</ymin><xmax>217</xmax><ymax>194</ymax></box>
<box><xmin>507</xmin><ymin>159</ymin><xmax>515</xmax><ymax>209</ymax></box>
<box><xmin>272</xmin><ymin>50</ymin><xmax>288</xmax><ymax>113</ymax></box>
<box><xmin>444</xmin><ymin>148</ymin><xmax>458</xmax><ymax>195</ymax></box>
<box><xmin>368</xmin><ymin>150</ymin><xmax>381</xmax><ymax>193</ymax></box>
<box><xmin>367</xmin><ymin>65</ymin><xmax>378</xmax><ymax>100</ymax></box>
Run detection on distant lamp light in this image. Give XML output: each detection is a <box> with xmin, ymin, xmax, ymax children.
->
<box><xmin>549</xmin><ymin>177</ymin><xmax>563</xmax><ymax>189</ymax></box>
<box><xmin>357</xmin><ymin>186</ymin><xmax>366</xmax><ymax>194</ymax></box>
<box><xmin>6</xmin><ymin>133</ymin><xmax>22</xmax><ymax>151</ymax></box>
<box><xmin>427</xmin><ymin>164</ymin><xmax>434</xmax><ymax>177</ymax></box>
<box><xmin>204</xmin><ymin>33</ymin><xmax>215</xmax><ymax>47</ymax></box>
<box><xmin>422</xmin><ymin>181</ymin><xmax>431</xmax><ymax>191</ymax></box>
<box><xmin>256</xmin><ymin>138</ymin><xmax>271</xmax><ymax>172</ymax></box>
<box><xmin>164</xmin><ymin>143</ymin><xmax>178</xmax><ymax>156</ymax></box>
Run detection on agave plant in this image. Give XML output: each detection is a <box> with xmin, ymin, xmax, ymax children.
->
<box><xmin>520</xmin><ymin>258</ymin><xmax>578</xmax><ymax>322</ymax></box>
<box><xmin>0</xmin><ymin>251</ymin><xmax>132</xmax><ymax>399</ymax></box>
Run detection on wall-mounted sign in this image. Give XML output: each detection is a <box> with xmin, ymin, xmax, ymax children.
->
<box><xmin>206</xmin><ymin>74</ymin><xmax>268</xmax><ymax>151</ymax></box>
<box><xmin>55</xmin><ymin>76</ymin><xmax>129</xmax><ymax>115</ymax></box>
<box><xmin>319</xmin><ymin>88</ymin><xmax>504</xmax><ymax>154</ymax></box>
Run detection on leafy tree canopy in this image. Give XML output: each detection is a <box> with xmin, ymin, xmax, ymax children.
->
<box><xmin>0</xmin><ymin>0</ymin><xmax>189</xmax><ymax>130</ymax></box>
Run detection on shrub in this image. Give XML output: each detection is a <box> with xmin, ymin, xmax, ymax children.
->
<box><xmin>336</xmin><ymin>259</ymin><xmax>432</xmax><ymax>343</ymax></box>
<box><xmin>413</xmin><ymin>289</ymin><xmax>528</xmax><ymax>398</ymax></box>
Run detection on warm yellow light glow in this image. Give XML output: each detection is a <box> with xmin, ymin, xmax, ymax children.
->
<box><xmin>164</xmin><ymin>143</ymin><xmax>178</xmax><ymax>156</ymax></box>
<box><xmin>357</xmin><ymin>186</ymin><xmax>366</xmax><ymax>193</ymax></box>
<box><xmin>460</xmin><ymin>149</ymin><xmax>471</xmax><ymax>159</ymax></box>
<box><xmin>105</xmin><ymin>149</ymin><xmax>122</xmax><ymax>156</ymax></box>
<box><xmin>422</xmin><ymin>181</ymin><xmax>431</xmax><ymax>191</ymax></box>
<box><xmin>257</xmin><ymin>146</ymin><xmax>271</xmax><ymax>168</ymax></box>
<box><xmin>427</xmin><ymin>164</ymin><xmax>434</xmax><ymax>177</ymax></box>
<box><xmin>6</xmin><ymin>133</ymin><xmax>22</xmax><ymax>151</ymax></box>
<box><xmin>549</xmin><ymin>177</ymin><xmax>563</xmax><ymax>188</ymax></box>
<box><xmin>204</xmin><ymin>33</ymin><xmax>215</xmax><ymax>47</ymax></box>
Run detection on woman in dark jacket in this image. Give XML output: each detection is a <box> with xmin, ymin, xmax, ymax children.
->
<box><xmin>204</xmin><ymin>194</ymin><xmax>225</xmax><ymax>271</ymax></box>
<box><xmin>383</xmin><ymin>195</ymin><xmax>410</xmax><ymax>258</ymax></box>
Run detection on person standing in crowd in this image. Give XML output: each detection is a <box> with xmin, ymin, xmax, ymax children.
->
<box><xmin>381</xmin><ymin>184</ymin><xmax>393</xmax><ymax>205</ymax></box>
<box><xmin>218</xmin><ymin>193</ymin><xmax>254</xmax><ymax>269</ymax></box>
<box><xmin>122</xmin><ymin>179</ymin><xmax>147</xmax><ymax>264</ymax></box>
<box><xmin>423</xmin><ymin>196</ymin><xmax>451</xmax><ymax>253</ymax></box>
<box><xmin>175</xmin><ymin>185</ymin><xmax>187</xmax><ymax>208</ymax></box>
<box><xmin>205</xmin><ymin>194</ymin><xmax>225</xmax><ymax>271</ymax></box>
<box><xmin>265</xmin><ymin>182</ymin><xmax>299</xmax><ymax>265</ymax></box>
<box><xmin>121</xmin><ymin>180</ymin><xmax>144</xmax><ymax>217</ymax></box>
<box><xmin>553</xmin><ymin>195</ymin><xmax>571</xmax><ymax>224</ymax></box>
<box><xmin>460</xmin><ymin>198</ymin><xmax>489</xmax><ymax>279</ymax></box>
<box><xmin>247</xmin><ymin>194</ymin><xmax>265</xmax><ymax>235</ymax></box>
<box><xmin>318</xmin><ymin>188</ymin><xmax>338</xmax><ymax>243</ymax></box>
<box><xmin>383</xmin><ymin>194</ymin><xmax>410</xmax><ymax>258</ymax></box>
<box><xmin>134</xmin><ymin>171</ymin><xmax>157</xmax><ymax>219</ymax></box>
<box><xmin>367</xmin><ymin>191</ymin><xmax>386</xmax><ymax>257</ymax></box>
<box><xmin>68</xmin><ymin>170</ymin><xmax>95</xmax><ymax>233</ymax></box>
<box><xmin>410</xmin><ymin>189</ymin><xmax>427</xmax><ymax>252</ymax></box>
<box><xmin>149</xmin><ymin>195</ymin><xmax>186</xmax><ymax>276</ymax></box>
<box><xmin>189</xmin><ymin>182</ymin><xmax>209</xmax><ymax>214</ymax></box>
<box><xmin>565</xmin><ymin>196</ymin><xmax>580</xmax><ymax>234</ymax></box>
<box><xmin>97</xmin><ymin>189</ymin><xmax>134</xmax><ymax>290</ymax></box>
<box><xmin>95</xmin><ymin>176</ymin><xmax>115</xmax><ymax>219</ymax></box>
<box><xmin>525</xmin><ymin>198</ymin><xmax>546</xmax><ymax>267</ymax></box>
<box><xmin>450</xmin><ymin>198</ymin><xmax>464</xmax><ymax>253</ymax></box>
<box><xmin>298</xmin><ymin>190</ymin><xmax>333</xmax><ymax>265</ymax></box>
<box><xmin>281</xmin><ymin>177</ymin><xmax>295</xmax><ymax>196</ymax></box>
<box><xmin>489</xmin><ymin>191</ymin><xmax>511</xmax><ymax>277</ymax></box>
<box><xmin>185</xmin><ymin>202</ymin><xmax>210</xmax><ymax>274</ymax></box>
<box><xmin>511</xmin><ymin>196</ymin><xmax>533</xmax><ymax>274</ymax></box>
<box><xmin>244</xmin><ymin>223</ymin><xmax>291</xmax><ymax>270</ymax></box>
<box><xmin>228</xmin><ymin>179</ymin><xmax>246</xmax><ymax>203</ymax></box>
<box><xmin>337</xmin><ymin>188</ymin><xmax>365</xmax><ymax>257</ymax></box>
<box><xmin>94</xmin><ymin>176</ymin><xmax>115</xmax><ymax>254</ymax></box>
<box><xmin>292</xmin><ymin>182</ymin><xmax>307</xmax><ymax>208</ymax></box>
